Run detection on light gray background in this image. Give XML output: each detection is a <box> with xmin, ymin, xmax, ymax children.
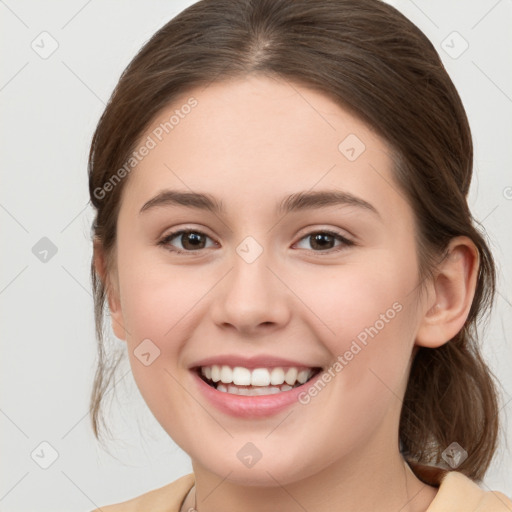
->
<box><xmin>1</xmin><ymin>1</ymin><xmax>511</xmax><ymax>510</ymax></box>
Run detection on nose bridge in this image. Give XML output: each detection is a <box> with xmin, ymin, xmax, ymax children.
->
<box><xmin>211</xmin><ymin>236</ymin><xmax>290</xmax><ymax>332</ymax></box>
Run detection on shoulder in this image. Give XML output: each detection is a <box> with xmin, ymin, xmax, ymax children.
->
<box><xmin>427</xmin><ymin>470</ymin><xmax>512</xmax><ymax>512</ymax></box>
<box><xmin>89</xmin><ymin>473</ymin><xmax>195</xmax><ymax>512</ymax></box>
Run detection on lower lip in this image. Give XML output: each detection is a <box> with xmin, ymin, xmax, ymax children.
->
<box><xmin>191</xmin><ymin>370</ymin><xmax>323</xmax><ymax>418</ymax></box>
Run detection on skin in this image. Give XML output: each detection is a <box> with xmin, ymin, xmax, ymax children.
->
<box><xmin>94</xmin><ymin>74</ymin><xmax>479</xmax><ymax>512</ymax></box>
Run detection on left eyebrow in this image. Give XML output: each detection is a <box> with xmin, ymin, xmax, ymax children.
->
<box><xmin>139</xmin><ymin>189</ymin><xmax>380</xmax><ymax>219</ymax></box>
<box><xmin>277</xmin><ymin>190</ymin><xmax>380</xmax><ymax>218</ymax></box>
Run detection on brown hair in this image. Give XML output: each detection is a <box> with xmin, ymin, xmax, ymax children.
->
<box><xmin>88</xmin><ymin>0</ymin><xmax>500</xmax><ymax>480</ymax></box>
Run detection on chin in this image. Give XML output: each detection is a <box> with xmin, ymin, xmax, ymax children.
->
<box><xmin>195</xmin><ymin>453</ymin><xmax>318</xmax><ymax>488</ymax></box>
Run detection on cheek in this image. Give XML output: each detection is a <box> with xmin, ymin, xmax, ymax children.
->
<box><xmin>116</xmin><ymin>255</ymin><xmax>217</xmax><ymax>413</ymax></box>
<box><xmin>300</xmin><ymin>249</ymin><xmax>419</xmax><ymax>397</ymax></box>
<box><xmin>117</xmin><ymin>251</ymin><xmax>212</xmax><ymax>341</ymax></box>
<box><xmin>298</xmin><ymin>251</ymin><xmax>416</xmax><ymax>343</ymax></box>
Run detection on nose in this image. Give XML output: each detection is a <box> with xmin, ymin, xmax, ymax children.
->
<box><xmin>209</xmin><ymin>250</ymin><xmax>292</xmax><ymax>336</ymax></box>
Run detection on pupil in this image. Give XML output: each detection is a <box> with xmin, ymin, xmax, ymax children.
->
<box><xmin>183</xmin><ymin>232</ymin><xmax>204</xmax><ymax>250</ymax></box>
<box><xmin>311</xmin><ymin>233</ymin><xmax>334</xmax><ymax>250</ymax></box>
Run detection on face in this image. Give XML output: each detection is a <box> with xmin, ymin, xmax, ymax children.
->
<box><xmin>105</xmin><ymin>74</ymin><xmax>427</xmax><ymax>486</ymax></box>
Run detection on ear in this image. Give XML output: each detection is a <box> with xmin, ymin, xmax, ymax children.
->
<box><xmin>93</xmin><ymin>239</ymin><xmax>127</xmax><ymax>341</ymax></box>
<box><xmin>415</xmin><ymin>236</ymin><xmax>479</xmax><ymax>349</ymax></box>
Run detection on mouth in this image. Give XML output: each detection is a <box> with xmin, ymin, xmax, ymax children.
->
<box><xmin>193</xmin><ymin>365</ymin><xmax>323</xmax><ymax>396</ymax></box>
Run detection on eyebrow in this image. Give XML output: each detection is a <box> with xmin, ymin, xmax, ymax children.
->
<box><xmin>139</xmin><ymin>189</ymin><xmax>380</xmax><ymax>218</ymax></box>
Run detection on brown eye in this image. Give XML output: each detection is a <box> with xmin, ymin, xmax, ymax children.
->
<box><xmin>309</xmin><ymin>233</ymin><xmax>336</xmax><ymax>250</ymax></box>
<box><xmin>159</xmin><ymin>230</ymin><xmax>216</xmax><ymax>253</ymax></box>
<box><xmin>295</xmin><ymin>230</ymin><xmax>354</xmax><ymax>252</ymax></box>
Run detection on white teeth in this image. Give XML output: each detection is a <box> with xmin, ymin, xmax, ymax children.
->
<box><xmin>251</xmin><ymin>368</ymin><xmax>271</xmax><ymax>386</ymax></box>
<box><xmin>232</xmin><ymin>366</ymin><xmax>251</xmax><ymax>386</ymax></box>
<box><xmin>200</xmin><ymin>365</ymin><xmax>316</xmax><ymax>389</ymax></box>
<box><xmin>270</xmin><ymin>367</ymin><xmax>285</xmax><ymax>385</ymax></box>
<box><xmin>218</xmin><ymin>383</ymin><xmax>294</xmax><ymax>396</ymax></box>
<box><xmin>297</xmin><ymin>369</ymin><xmax>309</xmax><ymax>384</ymax></box>
<box><xmin>284</xmin><ymin>367</ymin><xmax>298</xmax><ymax>385</ymax></box>
<box><xmin>220</xmin><ymin>365</ymin><xmax>232</xmax><ymax>383</ymax></box>
<box><xmin>211</xmin><ymin>365</ymin><xmax>221</xmax><ymax>382</ymax></box>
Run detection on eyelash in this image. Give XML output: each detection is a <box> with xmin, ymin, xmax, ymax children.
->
<box><xmin>157</xmin><ymin>228</ymin><xmax>355</xmax><ymax>255</ymax></box>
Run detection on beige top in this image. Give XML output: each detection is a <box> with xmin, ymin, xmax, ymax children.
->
<box><xmin>92</xmin><ymin>466</ymin><xmax>512</xmax><ymax>512</ymax></box>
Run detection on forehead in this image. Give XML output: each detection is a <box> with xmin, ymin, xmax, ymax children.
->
<box><xmin>120</xmin><ymin>74</ymin><xmax>406</xmax><ymax>221</ymax></box>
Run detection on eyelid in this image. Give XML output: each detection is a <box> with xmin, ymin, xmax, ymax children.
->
<box><xmin>294</xmin><ymin>224</ymin><xmax>354</xmax><ymax>242</ymax></box>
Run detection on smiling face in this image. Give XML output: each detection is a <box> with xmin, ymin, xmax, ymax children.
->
<box><xmin>103</xmin><ymin>74</ymin><xmax>429</xmax><ymax>486</ymax></box>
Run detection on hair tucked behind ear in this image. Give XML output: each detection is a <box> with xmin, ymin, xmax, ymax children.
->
<box><xmin>88</xmin><ymin>0</ymin><xmax>500</xmax><ymax>479</ymax></box>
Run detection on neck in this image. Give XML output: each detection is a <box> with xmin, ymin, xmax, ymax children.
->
<box><xmin>183</xmin><ymin>438</ymin><xmax>437</xmax><ymax>512</ymax></box>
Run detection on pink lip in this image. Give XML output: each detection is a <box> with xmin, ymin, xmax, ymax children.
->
<box><xmin>191</xmin><ymin>368</ymin><xmax>324</xmax><ymax>418</ymax></box>
<box><xmin>189</xmin><ymin>354</ymin><xmax>321</xmax><ymax>370</ymax></box>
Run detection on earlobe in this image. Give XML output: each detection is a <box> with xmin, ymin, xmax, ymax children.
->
<box><xmin>415</xmin><ymin>237</ymin><xmax>479</xmax><ymax>349</ymax></box>
<box><xmin>93</xmin><ymin>239</ymin><xmax>127</xmax><ymax>341</ymax></box>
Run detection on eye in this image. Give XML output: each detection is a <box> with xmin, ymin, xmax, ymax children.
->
<box><xmin>158</xmin><ymin>229</ymin><xmax>217</xmax><ymax>254</ymax></box>
<box><xmin>294</xmin><ymin>230</ymin><xmax>354</xmax><ymax>252</ymax></box>
<box><xmin>158</xmin><ymin>228</ymin><xmax>354</xmax><ymax>255</ymax></box>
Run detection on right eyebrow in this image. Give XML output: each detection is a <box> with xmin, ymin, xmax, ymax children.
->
<box><xmin>139</xmin><ymin>190</ymin><xmax>224</xmax><ymax>215</ymax></box>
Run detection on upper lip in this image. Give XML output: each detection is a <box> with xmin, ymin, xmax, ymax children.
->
<box><xmin>189</xmin><ymin>354</ymin><xmax>323</xmax><ymax>370</ymax></box>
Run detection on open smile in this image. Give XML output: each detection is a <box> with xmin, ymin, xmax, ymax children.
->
<box><xmin>194</xmin><ymin>364</ymin><xmax>323</xmax><ymax>396</ymax></box>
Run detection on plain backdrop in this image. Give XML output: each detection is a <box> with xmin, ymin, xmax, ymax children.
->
<box><xmin>1</xmin><ymin>1</ymin><xmax>511</xmax><ymax>510</ymax></box>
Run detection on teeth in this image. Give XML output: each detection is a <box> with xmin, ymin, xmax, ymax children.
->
<box><xmin>233</xmin><ymin>366</ymin><xmax>251</xmax><ymax>385</ymax></box>
<box><xmin>200</xmin><ymin>365</ymin><xmax>316</xmax><ymax>388</ymax></box>
<box><xmin>270</xmin><ymin>367</ymin><xmax>285</xmax><ymax>385</ymax></box>
<box><xmin>251</xmin><ymin>368</ymin><xmax>270</xmax><ymax>386</ymax></box>
<box><xmin>220</xmin><ymin>366</ymin><xmax>232</xmax><ymax>383</ymax></box>
<box><xmin>217</xmin><ymin>383</ymin><xmax>294</xmax><ymax>395</ymax></box>
<box><xmin>284</xmin><ymin>368</ymin><xmax>298</xmax><ymax>385</ymax></box>
<box><xmin>297</xmin><ymin>369</ymin><xmax>310</xmax><ymax>384</ymax></box>
<box><xmin>211</xmin><ymin>365</ymin><xmax>221</xmax><ymax>382</ymax></box>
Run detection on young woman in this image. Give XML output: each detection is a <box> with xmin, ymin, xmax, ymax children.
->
<box><xmin>88</xmin><ymin>0</ymin><xmax>512</xmax><ymax>510</ymax></box>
